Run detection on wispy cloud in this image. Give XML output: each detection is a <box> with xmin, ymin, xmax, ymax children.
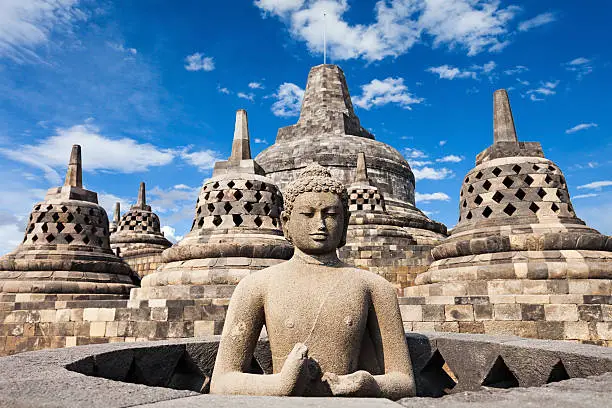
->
<box><xmin>415</xmin><ymin>192</ymin><xmax>451</xmax><ymax>203</ymax></box>
<box><xmin>237</xmin><ymin>92</ymin><xmax>255</xmax><ymax>102</ymax></box>
<box><xmin>572</xmin><ymin>193</ymin><xmax>598</xmax><ymax>200</ymax></box>
<box><xmin>577</xmin><ymin>181</ymin><xmax>612</xmax><ymax>190</ymax></box>
<box><xmin>564</xmin><ymin>57</ymin><xmax>593</xmax><ymax>79</ymax></box>
<box><xmin>412</xmin><ymin>166</ymin><xmax>454</xmax><ymax>181</ymax></box>
<box><xmin>504</xmin><ymin>65</ymin><xmax>528</xmax><ymax>75</ymax></box>
<box><xmin>180</xmin><ymin>149</ymin><xmax>222</xmax><ymax>171</ymax></box>
<box><xmin>527</xmin><ymin>80</ymin><xmax>559</xmax><ymax>101</ymax></box>
<box><xmin>518</xmin><ymin>12</ymin><xmax>557</xmax><ymax>32</ymax></box>
<box><xmin>248</xmin><ymin>82</ymin><xmax>264</xmax><ymax>89</ymax></box>
<box><xmin>184</xmin><ymin>52</ymin><xmax>215</xmax><ymax>71</ymax></box>
<box><xmin>436</xmin><ymin>155</ymin><xmax>464</xmax><ymax>163</ymax></box>
<box><xmin>217</xmin><ymin>85</ymin><xmax>231</xmax><ymax>94</ymax></box>
<box><xmin>353</xmin><ymin>78</ymin><xmax>423</xmax><ymax>110</ymax></box>
<box><xmin>427</xmin><ymin>61</ymin><xmax>496</xmax><ymax>80</ymax></box>
<box><xmin>271</xmin><ymin>82</ymin><xmax>304</xmax><ymax>117</ymax></box>
<box><xmin>566</xmin><ymin>123</ymin><xmax>598</xmax><ymax>134</ymax></box>
<box><xmin>254</xmin><ymin>138</ymin><xmax>268</xmax><ymax>144</ymax></box>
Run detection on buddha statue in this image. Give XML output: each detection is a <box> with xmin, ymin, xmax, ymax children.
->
<box><xmin>211</xmin><ymin>163</ymin><xmax>415</xmax><ymax>399</ymax></box>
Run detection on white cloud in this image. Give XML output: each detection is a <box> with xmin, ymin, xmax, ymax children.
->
<box><xmin>107</xmin><ymin>42</ymin><xmax>137</xmax><ymax>55</ymax></box>
<box><xmin>439</xmin><ymin>140</ymin><xmax>447</xmax><ymax>146</ymax></box>
<box><xmin>577</xmin><ymin>181</ymin><xmax>612</xmax><ymax>190</ymax></box>
<box><xmin>412</xmin><ymin>166</ymin><xmax>454</xmax><ymax>181</ymax></box>
<box><xmin>217</xmin><ymin>85</ymin><xmax>231</xmax><ymax>94</ymax></box>
<box><xmin>98</xmin><ymin>192</ymin><xmax>131</xmax><ymax>220</ymax></box>
<box><xmin>564</xmin><ymin>57</ymin><xmax>593</xmax><ymax>79</ymax></box>
<box><xmin>353</xmin><ymin>78</ymin><xmax>423</xmax><ymax>110</ymax></box>
<box><xmin>572</xmin><ymin>193</ymin><xmax>598</xmax><ymax>200</ymax></box>
<box><xmin>254</xmin><ymin>138</ymin><xmax>268</xmax><ymax>144</ymax></box>
<box><xmin>255</xmin><ymin>0</ymin><xmax>520</xmax><ymax>61</ymax></box>
<box><xmin>184</xmin><ymin>52</ymin><xmax>215</xmax><ymax>71</ymax></box>
<box><xmin>408</xmin><ymin>160</ymin><xmax>432</xmax><ymax>167</ymax></box>
<box><xmin>516</xmin><ymin>78</ymin><xmax>529</xmax><ymax>86</ymax></box>
<box><xmin>148</xmin><ymin>185</ymin><xmax>200</xmax><ymax>214</ymax></box>
<box><xmin>566</xmin><ymin>123</ymin><xmax>598</xmax><ymax>134</ymax></box>
<box><xmin>504</xmin><ymin>65</ymin><xmax>528</xmax><ymax>75</ymax></box>
<box><xmin>526</xmin><ymin>80</ymin><xmax>559</xmax><ymax>101</ymax></box>
<box><xmin>415</xmin><ymin>192</ymin><xmax>451</xmax><ymax>203</ymax></box>
<box><xmin>248</xmin><ymin>82</ymin><xmax>264</xmax><ymax>89</ymax></box>
<box><xmin>180</xmin><ymin>149</ymin><xmax>221</xmax><ymax>171</ymax></box>
<box><xmin>518</xmin><ymin>12</ymin><xmax>556</xmax><ymax>32</ymax></box>
<box><xmin>161</xmin><ymin>225</ymin><xmax>183</xmax><ymax>244</ymax></box>
<box><xmin>0</xmin><ymin>122</ymin><xmax>176</xmax><ymax>184</ymax></box>
<box><xmin>436</xmin><ymin>155</ymin><xmax>464</xmax><ymax>163</ymax></box>
<box><xmin>427</xmin><ymin>65</ymin><xmax>476</xmax><ymax>80</ymax></box>
<box><xmin>567</xmin><ymin>57</ymin><xmax>590</xmax><ymax>66</ymax></box>
<box><xmin>237</xmin><ymin>92</ymin><xmax>255</xmax><ymax>102</ymax></box>
<box><xmin>0</xmin><ymin>0</ymin><xmax>87</xmax><ymax>63</ymax></box>
<box><xmin>403</xmin><ymin>147</ymin><xmax>428</xmax><ymax>159</ymax></box>
<box><xmin>271</xmin><ymin>82</ymin><xmax>305</xmax><ymax>117</ymax></box>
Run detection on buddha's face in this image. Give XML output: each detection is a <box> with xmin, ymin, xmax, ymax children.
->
<box><xmin>283</xmin><ymin>191</ymin><xmax>345</xmax><ymax>255</ymax></box>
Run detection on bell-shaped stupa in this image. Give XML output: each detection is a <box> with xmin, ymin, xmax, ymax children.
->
<box><xmin>0</xmin><ymin>145</ymin><xmax>136</xmax><ymax>298</ymax></box>
<box><xmin>410</xmin><ymin>89</ymin><xmax>612</xmax><ymax>292</ymax></box>
<box><xmin>132</xmin><ymin>110</ymin><xmax>293</xmax><ymax>300</ymax></box>
<box><xmin>110</xmin><ymin>182</ymin><xmax>172</xmax><ymax>278</ymax></box>
<box><xmin>256</xmin><ymin>65</ymin><xmax>446</xmax><ymax>286</ymax></box>
<box><xmin>338</xmin><ymin>153</ymin><xmax>429</xmax><ymax>289</ymax></box>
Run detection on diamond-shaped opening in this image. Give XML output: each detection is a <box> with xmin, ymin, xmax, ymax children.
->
<box><xmin>546</xmin><ymin>361</ymin><xmax>570</xmax><ymax>384</ymax></box>
<box><xmin>502</xmin><ymin>176</ymin><xmax>514</xmax><ymax>188</ymax></box>
<box><xmin>45</xmin><ymin>234</ymin><xmax>55</xmax><ymax>243</ymax></box>
<box><xmin>254</xmin><ymin>216</ymin><xmax>263</xmax><ymax>227</ymax></box>
<box><xmin>46</xmin><ymin>204</ymin><xmax>54</xmax><ymax>211</ymax></box>
<box><xmin>483</xmin><ymin>180</ymin><xmax>492</xmax><ymax>191</ymax></box>
<box><xmin>56</xmin><ymin>223</ymin><xmax>64</xmax><ymax>233</ymax></box>
<box><xmin>74</xmin><ymin>224</ymin><xmax>83</xmax><ymax>233</ymax></box>
<box><xmin>223</xmin><ymin>202</ymin><xmax>233</xmax><ymax>214</ymax></box>
<box><xmin>76</xmin><ymin>207</ymin><xmax>81</xmax><ymax>214</ymax></box>
<box><xmin>60</xmin><ymin>205</ymin><xmax>68</xmax><ymax>213</ymax></box>
<box><xmin>27</xmin><ymin>224</ymin><xmax>35</xmax><ymax>233</ymax></box>
<box><xmin>462</xmin><ymin>200</ymin><xmax>467</xmax><ymax>208</ymax></box>
<box><xmin>559</xmin><ymin>176</ymin><xmax>566</xmax><ymax>186</ymax></box>
<box><xmin>529</xmin><ymin>202</ymin><xmax>540</xmax><ymax>213</ymax></box>
<box><xmin>215</xmin><ymin>191</ymin><xmax>224</xmax><ymax>200</ymax></box>
<box><xmin>207</xmin><ymin>203</ymin><xmax>215</xmax><ymax>213</ymax></box>
<box><xmin>537</xmin><ymin>188</ymin><xmax>547</xmax><ymax>199</ymax></box>
<box><xmin>197</xmin><ymin>218</ymin><xmax>205</xmax><ymax>228</ymax></box>
<box><xmin>503</xmin><ymin>203</ymin><xmax>516</xmax><ymax>216</ymax></box>
<box><xmin>255</xmin><ymin>191</ymin><xmax>262</xmax><ymax>201</ymax></box>
<box><xmin>551</xmin><ymin>203</ymin><xmax>560</xmax><ymax>213</ymax></box>
<box><xmin>467</xmin><ymin>185</ymin><xmax>474</xmax><ymax>194</ymax></box>
<box><xmin>36</xmin><ymin>213</ymin><xmax>45</xmax><ymax>223</ymax></box>
<box><xmin>350</xmin><ymin>198</ymin><xmax>357</xmax><ymax>205</ymax></box>
<box><xmin>212</xmin><ymin>215</ymin><xmax>223</xmax><ymax>227</ymax></box>
<box><xmin>482</xmin><ymin>356</ymin><xmax>519</xmax><ymax>389</ymax></box>
<box><xmin>245</xmin><ymin>181</ymin><xmax>253</xmax><ymax>189</ymax></box>
<box><xmin>89</xmin><ymin>208</ymin><xmax>95</xmax><ymax>216</ymax></box>
<box><xmin>548</xmin><ymin>165</ymin><xmax>555</xmax><ymax>172</ymax></box>
<box><xmin>474</xmin><ymin>195</ymin><xmax>483</xmax><ymax>205</ymax></box>
<box><xmin>492</xmin><ymin>191</ymin><xmax>504</xmax><ymax>203</ymax></box>
<box><xmin>232</xmin><ymin>214</ymin><xmax>243</xmax><ymax>226</ymax></box>
<box><xmin>419</xmin><ymin>350</ymin><xmax>457</xmax><ymax>397</ymax></box>
<box><xmin>196</xmin><ymin>207</ymin><xmax>202</xmax><ymax>215</ymax></box>
<box><xmin>545</xmin><ymin>174</ymin><xmax>553</xmax><ymax>184</ymax></box>
<box><xmin>234</xmin><ymin>190</ymin><xmax>243</xmax><ymax>201</ymax></box>
<box><xmin>482</xmin><ymin>206</ymin><xmax>493</xmax><ymax>218</ymax></box>
<box><xmin>466</xmin><ymin>211</ymin><xmax>473</xmax><ymax>220</ymax></box>
<box><xmin>492</xmin><ymin>167</ymin><xmax>502</xmax><ymax>177</ymax></box>
<box><xmin>31</xmin><ymin>235</ymin><xmax>38</xmax><ymax>242</ymax></box>
<box><xmin>356</xmin><ymin>204</ymin><xmax>363</xmax><ymax>211</ymax></box>
<box><xmin>263</xmin><ymin>203</ymin><xmax>271</xmax><ymax>214</ymax></box>
<box><xmin>129</xmin><ymin>225</ymin><xmax>134</xmax><ymax>231</ymax></box>
<box><xmin>556</xmin><ymin>190</ymin><xmax>563</xmax><ymax>200</ymax></box>
<box><xmin>515</xmin><ymin>189</ymin><xmax>526</xmax><ymax>200</ymax></box>
<box><xmin>64</xmin><ymin>234</ymin><xmax>74</xmax><ymax>243</ymax></box>
<box><xmin>524</xmin><ymin>175</ymin><xmax>534</xmax><ymax>186</ymax></box>
<box><xmin>227</xmin><ymin>180</ymin><xmax>235</xmax><ymax>189</ymax></box>
<box><xmin>83</xmin><ymin>216</ymin><xmax>90</xmax><ymax>225</ymax></box>
<box><xmin>66</xmin><ymin>213</ymin><xmax>75</xmax><ymax>223</ymax></box>
<box><xmin>271</xmin><ymin>218</ymin><xmax>277</xmax><ymax>227</ymax></box>
<box><xmin>34</xmin><ymin>205</ymin><xmax>41</xmax><ymax>211</ymax></box>
<box><xmin>212</xmin><ymin>182</ymin><xmax>220</xmax><ymax>189</ymax></box>
<box><xmin>41</xmin><ymin>223</ymin><xmax>48</xmax><ymax>233</ymax></box>
<box><xmin>475</xmin><ymin>171</ymin><xmax>483</xmax><ymax>179</ymax></box>
<box><xmin>567</xmin><ymin>203</ymin><xmax>574</xmax><ymax>213</ymax></box>
<box><xmin>533</xmin><ymin>164</ymin><xmax>540</xmax><ymax>171</ymax></box>
<box><xmin>244</xmin><ymin>202</ymin><xmax>254</xmax><ymax>213</ymax></box>
<box><xmin>460</xmin><ymin>190</ymin><xmax>464</xmax><ymax>197</ymax></box>
<box><xmin>512</xmin><ymin>165</ymin><xmax>521</xmax><ymax>174</ymax></box>
<box><xmin>464</xmin><ymin>176</ymin><xmax>470</xmax><ymax>183</ymax></box>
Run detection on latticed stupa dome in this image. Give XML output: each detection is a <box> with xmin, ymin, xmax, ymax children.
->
<box><xmin>0</xmin><ymin>145</ymin><xmax>136</xmax><ymax>297</ymax></box>
<box><xmin>110</xmin><ymin>182</ymin><xmax>172</xmax><ymax>278</ymax></box>
<box><xmin>133</xmin><ymin>110</ymin><xmax>293</xmax><ymax>300</ymax></box>
<box><xmin>413</xmin><ymin>90</ymin><xmax>612</xmax><ymax>288</ymax></box>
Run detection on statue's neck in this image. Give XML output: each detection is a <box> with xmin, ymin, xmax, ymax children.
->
<box><xmin>291</xmin><ymin>247</ymin><xmax>342</xmax><ymax>266</ymax></box>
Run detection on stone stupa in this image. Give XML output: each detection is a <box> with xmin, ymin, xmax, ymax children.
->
<box><xmin>110</xmin><ymin>182</ymin><xmax>172</xmax><ymax>278</ymax></box>
<box><xmin>132</xmin><ymin>110</ymin><xmax>293</xmax><ymax>301</ymax></box>
<box><xmin>256</xmin><ymin>64</ymin><xmax>447</xmax><ymax>287</ymax></box>
<box><xmin>338</xmin><ymin>153</ymin><xmax>426</xmax><ymax>289</ymax></box>
<box><xmin>0</xmin><ymin>145</ymin><xmax>136</xmax><ymax>299</ymax></box>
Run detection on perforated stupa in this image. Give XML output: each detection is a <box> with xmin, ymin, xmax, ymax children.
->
<box><xmin>0</xmin><ymin>145</ymin><xmax>136</xmax><ymax>298</ymax></box>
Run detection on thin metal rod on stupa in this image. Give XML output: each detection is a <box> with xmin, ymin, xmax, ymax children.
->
<box><xmin>493</xmin><ymin>89</ymin><xmax>518</xmax><ymax>143</ymax></box>
<box><xmin>137</xmin><ymin>182</ymin><xmax>146</xmax><ymax>207</ymax></box>
<box><xmin>64</xmin><ymin>144</ymin><xmax>83</xmax><ymax>188</ymax></box>
<box><xmin>323</xmin><ymin>11</ymin><xmax>327</xmax><ymax>64</ymax></box>
<box><xmin>230</xmin><ymin>109</ymin><xmax>251</xmax><ymax>161</ymax></box>
<box><xmin>113</xmin><ymin>202</ymin><xmax>121</xmax><ymax>225</ymax></box>
<box><xmin>355</xmin><ymin>152</ymin><xmax>369</xmax><ymax>183</ymax></box>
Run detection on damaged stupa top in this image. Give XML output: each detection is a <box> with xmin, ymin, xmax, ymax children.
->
<box><xmin>411</xmin><ymin>89</ymin><xmax>612</xmax><ymax>290</ymax></box>
<box><xmin>0</xmin><ymin>145</ymin><xmax>136</xmax><ymax>297</ymax></box>
<box><xmin>110</xmin><ymin>182</ymin><xmax>172</xmax><ymax>278</ymax></box>
<box><xmin>132</xmin><ymin>110</ymin><xmax>293</xmax><ymax>301</ymax></box>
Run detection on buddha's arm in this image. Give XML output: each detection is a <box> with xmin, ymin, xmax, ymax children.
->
<box><xmin>210</xmin><ymin>275</ymin><xmax>308</xmax><ymax>396</ymax></box>
<box><xmin>367</xmin><ymin>281</ymin><xmax>416</xmax><ymax>399</ymax></box>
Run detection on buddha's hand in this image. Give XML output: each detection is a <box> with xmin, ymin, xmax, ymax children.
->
<box><xmin>279</xmin><ymin>343</ymin><xmax>310</xmax><ymax>395</ymax></box>
<box><xmin>323</xmin><ymin>370</ymin><xmax>379</xmax><ymax>397</ymax></box>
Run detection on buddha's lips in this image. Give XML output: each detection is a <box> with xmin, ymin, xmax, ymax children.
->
<box><xmin>309</xmin><ymin>233</ymin><xmax>328</xmax><ymax>240</ymax></box>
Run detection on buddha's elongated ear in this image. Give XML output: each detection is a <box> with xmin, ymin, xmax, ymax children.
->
<box><xmin>338</xmin><ymin>204</ymin><xmax>349</xmax><ymax>248</ymax></box>
<box><xmin>280</xmin><ymin>210</ymin><xmax>292</xmax><ymax>243</ymax></box>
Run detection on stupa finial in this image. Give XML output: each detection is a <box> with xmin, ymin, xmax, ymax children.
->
<box><xmin>137</xmin><ymin>182</ymin><xmax>146</xmax><ymax>208</ymax></box>
<box><xmin>64</xmin><ymin>145</ymin><xmax>82</xmax><ymax>188</ymax></box>
<box><xmin>113</xmin><ymin>202</ymin><xmax>121</xmax><ymax>225</ymax></box>
<box><xmin>493</xmin><ymin>89</ymin><xmax>518</xmax><ymax>143</ymax></box>
<box><xmin>230</xmin><ymin>109</ymin><xmax>251</xmax><ymax>161</ymax></box>
<box><xmin>355</xmin><ymin>152</ymin><xmax>369</xmax><ymax>184</ymax></box>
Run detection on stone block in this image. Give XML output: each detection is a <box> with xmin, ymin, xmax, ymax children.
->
<box><xmin>412</xmin><ymin>322</ymin><xmax>435</xmax><ymax>332</ymax></box>
<box><xmin>545</xmin><ymin>304</ymin><xmax>578</xmax><ymax>321</ymax></box>
<box><xmin>55</xmin><ymin>309</ymin><xmax>71</xmax><ymax>322</ymax></box>
<box><xmin>494</xmin><ymin>303</ymin><xmax>522</xmax><ymax>320</ymax></box>
<box><xmin>474</xmin><ymin>304</ymin><xmax>493</xmax><ymax>320</ymax></box>
<box><xmin>194</xmin><ymin>321</ymin><xmax>215</xmax><ymax>337</ymax></box>
<box><xmin>515</xmin><ymin>295</ymin><xmax>550</xmax><ymax>304</ymax></box>
<box><xmin>603</xmin><ymin>305</ymin><xmax>612</xmax><ymax>322</ymax></box>
<box><xmin>89</xmin><ymin>322</ymin><xmax>106</xmax><ymax>337</ymax></box>
<box><xmin>564</xmin><ymin>322</ymin><xmax>590</xmax><ymax>341</ymax></box>
<box><xmin>422</xmin><ymin>305</ymin><xmax>445</xmax><ymax>321</ymax></box>
<box><xmin>444</xmin><ymin>305</ymin><xmax>474</xmax><ymax>321</ymax></box>
<box><xmin>399</xmin><ymin>305</ymin><xmax>423</xmax><ymax>322</ymax></box>
<box><xmin>521</xmin><ymin>304</ymin><xmax>545</xmax><ymax>321</ymax></box>
<box><xmin>596</xmin><ymin>322</ymin><xmax>612</xmax><ymax>340</ymax></box>
<box><xmin>536</xmin><ymin>322</ymin><xmax>565</xmax><ymax>340</ymax></box>
<box><xmin>578</xmin><ymin>305</ymin><xmax>603</xmax><ymax>322</ymax></box>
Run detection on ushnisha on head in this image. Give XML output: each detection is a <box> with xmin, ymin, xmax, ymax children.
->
<box><xmin>281</xmin><ymin>163</ymin><xmax>350</xmax><ymax>254</ymax></box>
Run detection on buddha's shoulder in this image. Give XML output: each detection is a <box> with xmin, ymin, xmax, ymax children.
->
<box><xmin>342</xmin><ymin>265</ymin><xmax>396</xmax><ymax>289</ymax></box>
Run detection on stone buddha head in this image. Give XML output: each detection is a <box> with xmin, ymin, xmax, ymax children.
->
<box><xmin>281</xmin><ymin>163</ymin><xmax>349</xmax><ymax>255</ymax></box>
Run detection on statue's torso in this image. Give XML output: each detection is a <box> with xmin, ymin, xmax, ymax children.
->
<box><xmin>262</xmin><ymin>262</ymin><xmax>373</xmax><ymax>375</ymax></box>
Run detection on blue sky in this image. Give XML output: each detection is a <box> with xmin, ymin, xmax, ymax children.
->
<box><xmin>0</xmin><ymin>0</ymin><xmax>611</xmax><ymax>254</ymax></box>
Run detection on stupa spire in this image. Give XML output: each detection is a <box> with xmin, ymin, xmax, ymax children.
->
<box><xmin>493</xmin><ymin>89</ymin><xmax>518</xmax><ymax>143</ymax></box>
<box><xmin>230</xmin><ymin>109</ymin><xmax>251</xmax><ymax>161</ymax></box>
<box><xmin>64</xmin><ymin>145</ymin><xmax>83</xmax><ymax>188</ymax></box>
<box><xmin>137</xmin><ymin>182</ymin><xmax>146</xmax><ymax>207</ymax></box>
<box><xmin>355</xmin><ymin>152</ymin><xmax>369</xmax><ymax>184</ymax></box>
<box><xmin>113</xmin><ymin>202</ymin><xmax>121</xmax><ymax>225</ymax></box>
